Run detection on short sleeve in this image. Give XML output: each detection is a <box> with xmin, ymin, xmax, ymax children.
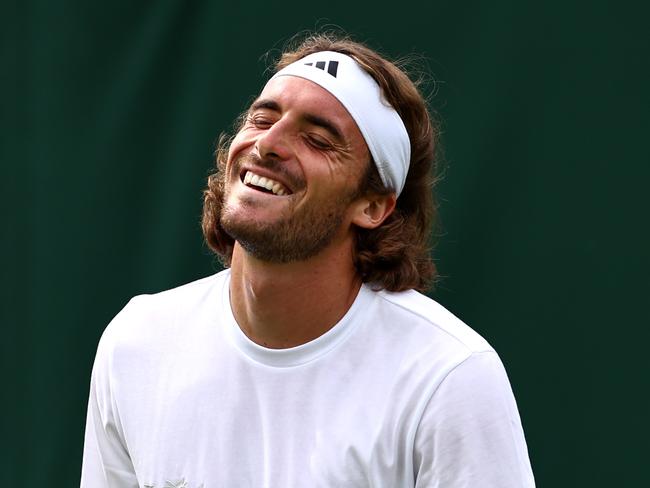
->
<box><xmin>80</xmin><ymin>319</ymin><xmax>139</xmax><ymax>487</ymax></box>
<box><xmin>413</xmin><ymin>351</ymin><xmax>535</xmax><ymax>487</ymax></box>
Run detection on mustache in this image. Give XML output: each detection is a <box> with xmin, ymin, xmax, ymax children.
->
<box><xmin>233</xmin><ymin>153</ymin><xmax>304</xmax><ymax>191</ymax></box>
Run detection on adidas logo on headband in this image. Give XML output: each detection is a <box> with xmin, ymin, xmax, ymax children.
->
<box><xmin>304</xmin><ymin>60</ymin><xmax>339</xmax><ymax>78</ymax></box>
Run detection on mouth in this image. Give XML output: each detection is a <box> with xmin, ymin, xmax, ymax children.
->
<box><xmin>240</xmin><ymin>170</ymin><xmax>292</xmax><ymax>196</ymax></box>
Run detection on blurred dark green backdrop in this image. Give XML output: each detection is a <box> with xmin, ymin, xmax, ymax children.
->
<box><xmin>2</xmin><ymin>0</ymin><xmax>648</xmax><ymax>486</ymax></box>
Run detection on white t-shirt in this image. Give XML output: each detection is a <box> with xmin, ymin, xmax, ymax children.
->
<box><xmin>81</xmin><ymin>270</ymin><xmax>535</xmax><ymax>487</ymax></box>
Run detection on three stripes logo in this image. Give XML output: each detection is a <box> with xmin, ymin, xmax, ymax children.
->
<box><xmin>304</xmin><ymin>60</ymin><xmax>339</xmax><ymax>78</ymax></box>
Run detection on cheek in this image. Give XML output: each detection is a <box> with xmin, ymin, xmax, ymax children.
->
<box><xmin>227</xmin><ymin>131</ymin><xmax>255</xmax><ymax>165</ymax></box>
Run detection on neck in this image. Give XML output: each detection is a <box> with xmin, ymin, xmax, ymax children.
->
<box><xmin>228</xmin><ymin>240</ymin><xmax>362</xmax><ymax>349</ymax></box>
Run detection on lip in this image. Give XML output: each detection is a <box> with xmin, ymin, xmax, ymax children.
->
<box><xmin>238</xmin><ymin>166</ymin><xmax>295</xmax><ymax>195</ymax></box>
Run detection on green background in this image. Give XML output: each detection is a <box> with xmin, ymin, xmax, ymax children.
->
<box><xmin>3</xmin><ymin>0</ymin><xmax>648</xmax><ymax>486</ymax></box>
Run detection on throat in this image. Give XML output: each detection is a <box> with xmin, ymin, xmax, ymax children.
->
<box><xmin>229</xmin><ymin>250</ymin><xmax>362</xmax><ymax>349</ymax></box>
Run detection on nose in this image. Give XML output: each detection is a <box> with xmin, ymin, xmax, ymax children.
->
<box><xmin>255</xmin><ymin>119</ymin><xmax>293</xmax><ymax>161</ymax></box>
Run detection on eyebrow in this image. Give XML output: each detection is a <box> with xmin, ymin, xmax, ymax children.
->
<box><xmin>250</xmin><ymin>99</ymin><xmax>280</xmax><ymax>113</ymax></box>
<box><xmin>249</xmin><ymin>98</ymin><xmax>345</xmax><ymax>143</ymax></box>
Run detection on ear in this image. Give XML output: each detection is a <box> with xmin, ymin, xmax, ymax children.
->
<box><xmin>351</xmin><ymin>193</ymin><xmax>397</xmax><ymax>230</ymax></box>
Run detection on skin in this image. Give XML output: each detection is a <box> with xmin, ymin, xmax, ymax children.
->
<box><xmin>223</xmin><ymin>76</ymin><xmax>396</xmax><ymax>349</ymax></box>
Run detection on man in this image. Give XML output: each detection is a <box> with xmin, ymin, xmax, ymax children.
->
<box><xmin>81</xmin><ymin>33</ymin><xmax>535</xmax><ymax>487</ymax></box>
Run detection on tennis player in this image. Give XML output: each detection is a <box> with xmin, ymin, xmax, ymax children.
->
<box><xmin>81</xmin><ymin>33</ymin><xmax>535</xmax><ymax>487</ymax></box>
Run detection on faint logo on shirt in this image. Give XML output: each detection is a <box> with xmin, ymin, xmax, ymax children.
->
<box><xmin>144</xmin><ymin>479</ymin><xmax>204</xmax><ymax>488</ymax></box>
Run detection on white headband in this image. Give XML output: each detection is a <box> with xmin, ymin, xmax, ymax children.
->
<box><xmin>269</xmin><ymin>51</ymin><xmax>411</xmax><ymax>196</ymax></box>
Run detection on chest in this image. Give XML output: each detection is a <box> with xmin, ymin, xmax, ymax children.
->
<box><xmin>118</xmin><ymin>355</ymin><xmax>420</xmax><ymax>488</ymax></box>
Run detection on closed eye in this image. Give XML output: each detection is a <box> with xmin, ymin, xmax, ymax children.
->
<box><xmin>248</xmin><ymin>114</ymin><xmax>274</xmax><ymax>129</ymax></box>
<box><xmin>307</xmin><ymin>134</ymin><xmax>333</xmax><ymax>150</ymax></box>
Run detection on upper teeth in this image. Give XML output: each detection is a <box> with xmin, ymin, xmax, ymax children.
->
<box><xmin>243</xmin><ymin>171</ymin><xmax>288</xmax><ymax>196</ymax></box>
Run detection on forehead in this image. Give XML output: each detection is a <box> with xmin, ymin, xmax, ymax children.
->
<box><xmin>255</xmin><ymin>76</ymin><xmax>365</xmax><ymax>141</ymax></box>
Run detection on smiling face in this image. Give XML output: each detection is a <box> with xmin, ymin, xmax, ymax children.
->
<box><xmin>219</xmin><ymin>75</ymin><xmax>371</xmax><ymax>263</ymax></box>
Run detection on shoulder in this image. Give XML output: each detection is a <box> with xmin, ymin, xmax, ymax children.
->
<box><xmin>97</xmin><ymin>270</ymin><xmax>228</xmax><ymax>358</ymax></box>
<box><xmin>372</xmin><ymin>287</ymin><xmax>494</xmax><ymax>356</ymax></box>
<box><xmin>128</xmin><ymin>271</ymin><xmax>225</xmax><ymax>314</ymax></box>
<box><xmin>352</xmin><ymin>286</ymin><xmax>499</xmax><ymax>401</ymax></box>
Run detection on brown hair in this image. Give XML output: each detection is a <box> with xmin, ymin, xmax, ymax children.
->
<box><xmin>202</xmin><ymin>32</ymin><xmax>440</xmax><ymax>292</ymax></box>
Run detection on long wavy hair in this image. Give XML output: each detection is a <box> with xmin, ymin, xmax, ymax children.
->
<box><xmin>202</xmin><ymin>32</ymin><xmax>441</xmax><ymax>292</ymax></box>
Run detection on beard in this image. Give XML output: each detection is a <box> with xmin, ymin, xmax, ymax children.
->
<box><xmin>219</xmin><ymin>154</ymin><xmax>360</xmax><ymax>263</ymax></box>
